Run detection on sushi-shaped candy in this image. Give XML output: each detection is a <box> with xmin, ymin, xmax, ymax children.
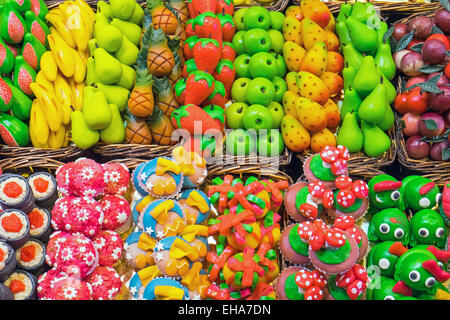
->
<box><xmin>172</xmin><ymin>146</ymin><xmax>208</xmax><ymax>188</ymax></box>
<box><xmin>128</xmin><ymin>265</ymin><xmax>162</xmax><ymax>299</ymax></box>
<box><xmin>0</xmin><ymin>209</ymin><xmax>30</xmax><ymax>249</ymax></box>
<box><xmin>178</xmin><ymin>189</ymin><xmax>211</xmax><ymax>225</ymax></box>
<box><xmin>92</xmin><ymin>230</ymin><xmax>123</xmax><ymax>267</ymax></box>
<box><xmin>50</xmin><ymin>276</ymin><xmax>93</xmax><ymax>300</ymax></box>
<box><xmin>3</xmin><ymin>270</ymin><xmax>37</xmax><ymax>300</ymax></box>
<box><xmin>0</xmin><ymin>283</ymin><xmax>14</xmax><ymax>300</ymax></box>
<box><xmin>51</xmin><ymin>196</ymin><xmax>104</xmax><ymax>238</ymax></box>
<box><xmin>124</xmin><ymin>231</ymin><xmax>157</xmax><ymax>270</ymax></box>
<box><xmin>46</xmin><ymin>232</ymin><xmax>99</xmax><ymax>279</ymax></box>
<box><xmin>102</xmin><ymin>163</ymin><xmax>131</xmax><ymax>196</ymax></box>
<box><xmin>37</xmin><ymin>268</ymin><xmax>67</xmax><ymax>300</ymax></box>
<box><xmin>142</xmin><ymin>199</ymin><xmax>186</xmax><ymax>240</ymax></box>
<box><xmin>100</xmin><ymin>195</ymin><xmax>131</xmax><ymax>234</ymax></box>
<box><xmin>15</xmin><ymin>239</ymin><xmax>46</xmax><ymax>274</ymax></box>
<box><xmin>27</xmin><ymin>207</ymin><xmax>51</xmax><ymax>242</ymax></box>
<box><xmin>69</xmin><ymin>158</ymin><xmax>106</xmax><ymax>197</ymax></box>
<box><xmin>86</xmin><ymin>266</ymin><xmax>122</xmax><ymax>300</ymax></box>
<box><xmin>142</xmin><ymin>277</ymin><xmax>190</xmax><ymax>300</ymax></box>
<box><xmin>27</xmin><ymin>172</ymin><xmax>57</xmax><ymax>210</ymax></box>
<box><xmin>0</xmin><ymin>241</ymin><xmax>16</xmax><ymax>282</ymax></box>
<box><xmin>0</xmin><ymin>174</ymin><xmax>35</xmax><ymax>214</ymax></box>
<box><xmin>136</xmin><ymin>157</ymin><xmax>184</xmax><ymax>198</ymax></box>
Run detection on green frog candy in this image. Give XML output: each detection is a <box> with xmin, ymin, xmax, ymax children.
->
<box><xmin>410</xmin><ymin>209</ymin><xmax>447</xmax><ymax>249</ymax></box>
<box><xmin>367</xmin><ymin>241</ymin><xmax>399</xmax><ymax>277</ymax></box>
<box><xmin>368</xmin><ymin>175</ymin><xmax>403</xmax><ymax>213</ymax></box>
<box><xmin>401</xmin><ymin>176</ymin><xmax>441</xmax><ymax>212</ymax></box>
<box><xmin>389</xmin><ymin>242</ymin><xmax>450</xmax><ymax>298</ymax></box>
<box><xmin>367</xmin><ymin>276</ymin><xmax>417</xmax><ymax>300</ymax></box>
<box><xmin>368</xmin><ymin>208</ymin><xmax>410</xmax><ymax>245</ymax></box>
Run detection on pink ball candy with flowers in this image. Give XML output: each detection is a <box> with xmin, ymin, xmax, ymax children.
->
<box><xmin>50</xmin><ymin>276</ymin><xmax>93</xmax><ymax>300</ymax></box>
<box><xmin>86</xmin><ymin>266</ymin><xmax>122</xmax><ymax>300</ymax></box>
<box><xmin>92</xmin><ymin>230</ymin><xmax>123</xmax><ymax>267</ymax></box>
<box><xmin>102</xmin><ymin>163</ymin><xmax>131</xmax><ymax>196</ymax></box>
<box><xmin>100</xmin><ymin>195</ymin><xmax>131</xmax><ymax>232</ymax></box>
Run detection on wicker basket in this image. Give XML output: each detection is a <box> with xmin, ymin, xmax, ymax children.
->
<box><xmin>296</xmin><ymin>127</ymin><xmax>397</xmax><ymax>179</ymax></box>
<box><xmin>290</xmin><ymin>0</ymin><xmax>442</xmax><ymax>15</ymax></box>
<box><xmin>0</xmin><ymin>156</ymin><xmax>64</xmax><ymax>172</ymax></box>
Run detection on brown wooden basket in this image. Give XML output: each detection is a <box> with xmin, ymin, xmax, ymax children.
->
<box><xmin>296</xmin><ymin>127</ymin><xmax>397</xmax><ymax>179</ymax></box>
<box><xmin>0</xmin><ymin>156</ymin><xmax>64</xmax><ymax>172</ymax></box>
<box><xmin>290</xmin><ymin>0</ymin><xmax>442</xmax><ymax>15</ymax></box>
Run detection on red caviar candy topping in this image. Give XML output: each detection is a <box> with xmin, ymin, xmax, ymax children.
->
<box><xmin>20</xmin><ymin>244</ymin><xmax>36</xmax><ymax>263</ymax></box>
<box><xmin>33</xmin><ymin>177</ymin><xmax>49</xmax><ymax>194</ymax></box>
<box><xmin>10</xmin><ymin>279</ymin><xmax>25</xmax><ymax>293</ymax></box>
<box><xmin>1</xmin><ymin>214</ymin><xmax>23</xmax><ymax>232</ymax></box>
<box><xmin>28</xmin><ymin>210</ymin><xmax>44</xmax><ymax>229</ymax></box>
<box><xmin>3</xmin><ymin>181</ymin><xmax>23</xmax><ymax>198</ymax></box>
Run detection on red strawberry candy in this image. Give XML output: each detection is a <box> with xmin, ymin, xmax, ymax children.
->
<box><xmin>201</xmin><ymin>80</ymin><xmax>227</xmax><ymax>108</ymax></box>
<box><xmin>336</xmin><ymin>189</ymin><xmax>355</xmax><ymax>208</ymax></box>
<box><xmin>295</xmin><ymin>269</ymin><xmax>314</xmax><ymax>289</ymax></box>
<box><xmin>183</xmin><ymin>36</ymin><xmax>199</xmax><ymax>60</ymax></box>
<box><xmin>216</xmin><ymin>0</ymin><xmax>234</xmax><ymax>16</ymax></box>
<box><xmin>192</xmin><ymin>12</ymin><xmax>223</xmax><ymax>46</ymax></box>
<box><xmin>304</xmin><ymin>286</ymin><xmax>324</xmax><ymax>300</ymax></box>
<box><xmin>182</xmin><ymin>59</ymin><xmax>198</xmax><ymax>78</ymax></box>
<box><xmin>299</xmin><ymin>203</ymin><xmax>318</xmax><ymax>219</ymax></box>
<box><xmin>335</xmin><ymin>175</ymin><xmax>352</xmax><ymax>190</ymax></box>
<box><xmin>192</xmin><ymin>0</ymin><xmax>216</xmax><ymax>15</ymax></box>
<box><xmin>325</xmin><ymin>228</ymin><xmax>346</xmax><ymax>247</ymax></box>
<box><xmin>213</xmin><ymin>59</ymin><xmax>235</xmax><ymax>99</ymax></box>
<box><xmin>221</xmin><ymin>42</ymin><xmax>236</xmax><ymax>62</ymax></box>
<box><xmin>193</xmin><ymin>38</ymin><xmax>222</xmax><ymax>74</ymax></box>
<box><xmin>185</xmin><ymin>70</ymin><xmax>215</xmax><ymax>106</ymax></box>
<box><xmin>351</xmin><ymin>180</ymin><xmax>369</xmax><ymax>198</ymax></box>
<box><xmin>217</xmin><ymin>13</ymin><xmax>236</xmax><ymax>43</ymax></box>
<box><xmin>186</xmin><ymin>19</ymin><xmax>195</xmax><ymax>38</ymax></box>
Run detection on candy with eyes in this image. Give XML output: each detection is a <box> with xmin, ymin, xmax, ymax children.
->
<box><xmin>367</xmin><ymin>208</ymin><xmax>410</xmax><ymax>245</ymax></box>
<box><xmin>409</xmin><ymin>209</ymin><xmax>447</xmax><ymax>248</ymax></box>
<box><xmin>142</xmin><ymin>277</ymin><xmax>190</xmax><ymax>300</ymax></box>
<box><xmin>172</xmin><ymin>146</ymin><xmax>208</xmax><ymax>188</ymax></box>
<box><xmin>401</xmin><ymin>176</ymin><xmax>441</xmax><ymax>212</ymax></box>
<box><xmin>367</xmin><ymin>241</ymin><xmax>400</xmax><ymax>277</ymax></box>
<box><xmin>389</xmin><ymin>242</ymin><xmax>450</xmax><ymax>298</ymax></box>
<box><xmin>367</xmin><ymin>174</ymin><xmax>403</xmax><ymax>213</ymax></box>
<box><xmin>135</xmin><ymin>157</ymin><xmax>184</xmax><ymax>198</ymax></box>
<box><xmin>142</xmin><ymin>199</ymin><xmax>186</xmax><ymax>240</ymax></box>
<box><xmin>124</xmin><ymin>231</ymin><xmax>157</xmax><ymax>269</ymax></box>
<box><xmin>152</xmin><ymin>236</ymin><xmax>203</xmax><ymax>278</ymax></box>
<box><xmin>366</xmin><ymin>276</ymin><xmax>418</xmax><ymax>300</ymax></box>
<box><xmin>177</xmin><ymin>189</ymin><xmax>211</xmax><ymax>225</ymax></box>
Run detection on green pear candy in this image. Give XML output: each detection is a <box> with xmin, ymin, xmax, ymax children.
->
<box><xmin>93</xmin><ymin>47</ymin><xmax>123</xmax><ymax>85</ymax></box>
<box><xmin>110</xmin><ymin>18</ymin><xmax>142</xmax><ymax>46</ymax></box>
<box><xmin>95</xmin><ymin>82</ymin><xmax>130</xmax><ymax>112</ymax></box>
<box><xmin>345</xmin><ymin>16</ymin><xmax>378</xmax><ymax>53</ymax></box>
<box><xmin>110</xmin><ymin>0</ymin><xmax>136</xmax><ymax>20</ymax></box>
<box><xmin>352</xmin><ymin>56</ymin><xmax>380</xmax><ymax>98</ymax></box>
<box><xmin>71</xmin><ymin>110</ymin><xmax>100</xmax><ymax>149</ymax></box>
<box><xmin>362</xmin><ymin>120</ymin><xmax>391</xmax><ymax>157</ymax></box>
<box><xmin>100</xmin><ymin>103</ymin><xmax>125</xmax><ymax>144</ymax></box>
<box><xmin>358</xmin><ymin>76</ymin><xmax>388</xmax><ymax>125</ymax></box>
<box><xmin>337</xmin><ymin>112</ymin><xmax>363</xmax><ymax>153</ymax></box>
<box><xmin>82</xmin><ymin>89</ymin><xmax>112</xmax><ymax>130</ymax></box>
<box><xmin>114</xmin><ymin>35</ymin><xmax>139</xmax><ymax>66</ymax></box>
<box><xmin>375</xmin><ymin>40</ymin><xmax>396</xmax><ymax>81</ymax></box>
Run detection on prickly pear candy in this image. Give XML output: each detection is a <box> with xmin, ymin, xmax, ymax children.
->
<box><xmin>296</xmin><ymin>97</ymin><xmax>327</xmax><ymax>133</ymax></box>
<box><xmin>301</xmin><ymin>18</ymin><xmax>327</xmax><ymax>51</ymax></box>
<box><xmin>300</xmin><ymin>0</ymin><xmax>331</xmax><ymax>29</ymax></box>
<box><xmin>322</xmin><ymin>99</ymin><xmax>340</xmax><ymax>129</ymax></box>
<box><xmin>326</xmin><ymin>51</ymin><xmax>344</xmax><ymax>73</ymax></box>
<box><xmin>282</xmin><ymin>41</ymin><xmax>306</xmax><ymax>72</ymax></box>
<box><xmin>285</xmin><ymin>72</ymin><xmax>301</xmax><ymax>96</ymax></box>
<box><xmin>310</xmin><ymin>128</ymin><xmax>336</xmax><ymax>153</ymax></box>
<box><xmin>282</xmin><ymin>91</ymin><xmax>299</xmax><ymax>118</ymax></box>
<box><xmin>283</xmin><ymin>16</ymin><xmax>302</xmax><ymax>46</ymax></box>
<box><xmin>300</xmin><ymin>41</ymin><xmax>327</xmax><ymax>76</ymax></box>
<box><xmin>296</xmin><ymin>71</ymin><xmax>330</xmax><ymax>105</ymax></box>
<box><xmin>281</xmin><ymin>115</ymin><xmax>310</xmax><ymax>152</ymax></box>
<box><xmin>325</xmin><ymin>29</ymin><xmax>340</xmax><ymax>52</ymax></box>
<box><xmin>320</xmin><ymin>72</ymin><xmax>344</xmax><ymax>97</ymax></box>
<box><xmin>0</xmin><ymin>1</ymin><xmax>26</xmax><ymax>44</ymax></box>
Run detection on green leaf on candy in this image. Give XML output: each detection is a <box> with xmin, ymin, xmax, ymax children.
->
<box><xmin>443</xmin><ymin>148</ymin><xmax>450</xmax><ymax>161</ymax></box>
<box><xmin>383</xmin><ymin>25</ymin><xmax>394</xmax><ymax>44</ymax></box>
<box><xmin>422</xmin><ymin>119</ymin><xmax>438</xmax><ymax>131</ymax></box>
<box><xmin>395</xmin><ymin>31</ymin><xmax>414</xmax><ymax>52</ymax></box>
<box><xmin>409</xmin><ymin>42</ymin><xmax>423</xmax><ymax>52</ymax></box>
<box><xmin>404</xmin><ymin>80</ymin><xmax>444</xmax><ymax>94</ymax></box>
<box><xmin>418</xmin><ymin>64</ymin><xmax>445</xmax><ymax>74</ymax></box>
<box><xmin>431</xmin><ymin>25</ymin><xmax>444</xmax><ymax>35</ymax></box>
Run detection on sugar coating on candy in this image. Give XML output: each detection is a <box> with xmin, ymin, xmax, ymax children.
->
<box><xmin>55</xmin><ymin>163</ymin><xmax>76</xmax><ymax>196</ymax></box>
<box><xmin>52</xmin><ymin>197</ymin><xmax>104</xmax><ymax>238</ymax></box>
<box><xmin>51</xmin><ymin>196</ymin><xmax>77</xmax><ymax>231</ymax></box>
<box><xmin>102</xmin><ymin>163</ymin><xmax>130</xmax><ymax>196</ymax></box>
<box><xmin>92</xmin><ymin>230</ymin><xmax>123</xmax><ymax>267</ymax></box>
<box><xmin>45</xmin><ymin>231</ymin><xmax>72</xmax><ymax>266</ymax></box>
<box><xmin>50</xmin><ymin>276</ymin><xmax>93</xmax><ymax>300</ymax></box>
<box><xmin>100</xmin><ymin>195</ymin><xmax>131</xmax><ymax>231</ymax></box>
<box><xmin>86</xmin><ymin>266</ymin><xmax>122</xmax><ymax>300</ymax></box>
<box><xmin>69</xmin><ymin>159</ymin><xmax>106</xmax><ymax>197</ymax></box>
<box><xmin>51</xmin><ymin>232</ymin><xmax>99</xmax><ymax>279</ymax></box>
<box><xmin>37</xmin><ymin>268</ymin><xmax>67</xmax><ymax>300</ymax></box>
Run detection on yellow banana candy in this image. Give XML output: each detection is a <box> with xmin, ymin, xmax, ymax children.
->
<box><xmin>39</xmin><ymin>52</ymin><xmax>58</xmax><ymax>82</ymax></box>
<box><xmin>63</xmin><ymin>125</ymin><xmax>71</xmax><ymax>147</ymax></box>
<box><xmin>48</xmin><ymin>125</ymin><xmax>66</xmax><ymax>149</ymax></box>
<box><xmin>30</xmin><ymin>127</ymin><xmax>49</xmax><ymax>149</ymax></box>
<box><xmin>29</xmin><ymin>99</ymin><xmax>50</xmax><ymax>146</ymax></box>
<box><xmin>48</xmin><ymin>32</ymin><xmax>76</xmax><ymax>78</ymax></box>
<box><xmin>69</xmin><ymin>78</ymin><xmax>84</xmax><ymax>111</ymax></box>
<box><xmin>46</xmin><ymin>12</ymin><xmax>77</xmax><ymax>49</ymax></box>
<box><xmin>71</xmin><ymin>49</ymin><xmax>87</xmax><ymax>83</ymax></box>
<box><xmin>35</xmin><ymin>71</ymin><xmax>55</xmax><ymax>96</ymax></box>
<box><xmin>30</xmin><ymin>82</ymin><xmax>62</xmax><ymax>132</ymax></box>
<box><xmin>54</xmin><ymin>74</ymin><xmax>74</xmax><ymax>125</ymax></box>
<box><xmin>48</xmin><ymin>8</ymin><xmax>66</xmax><ymax>20</ymax></box>
<box><xmin>74</xmin><ymin>0</ymin><xmax>95</xmax><ymax>25</ymax></box>
<box><xmin>60</xmin><ymin>1</ymin><xmax>89</xmax><ymax>52</ymax></box>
